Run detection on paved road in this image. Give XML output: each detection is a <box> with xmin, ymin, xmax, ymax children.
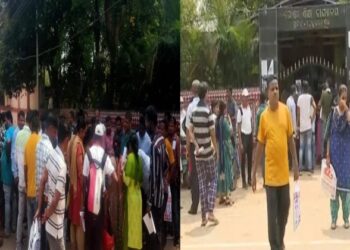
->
<box><xmin>181</xmin><ymin>169</ymin><xmax>350</xmax><ymax>250</ymax></box>
<box><xmin>1</xmin><ymin>230</ymin><xmax>177</xmax><ymax>249</ymax></box>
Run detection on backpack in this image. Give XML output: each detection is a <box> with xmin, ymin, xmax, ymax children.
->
<box><xmin>86</xmin><ymin>149</ymin><xmax>108</xmax><ymax>215</ymax></box>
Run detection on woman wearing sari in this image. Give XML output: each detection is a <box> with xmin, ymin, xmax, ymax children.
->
<box><xmin>123</xmin><ymin>134</ymin><xmax>143</xmax><ymax>250</ymax></box>
<box><xmin>67</xmin><ymin>116</ymin><xmax>87</xmax><ymax>250</ymax></box>
<box><xmin>216</xmin><ymin>100</ymin><xmax>234</xmax><ymax>206</ymax></box>
<box><xmin>325</xmin><ymin>84</ymin><xmax>350</xmax><ymax>230</ymax></box>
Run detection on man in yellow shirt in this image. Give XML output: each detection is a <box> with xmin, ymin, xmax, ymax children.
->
<box><xmin>252</xmin><ymin>76</ymin><xmax>299</xmax><ymax>250</ymax></box>
<box><xmin>24</xmin><ymin>111</ymin><xmax>41</xmax><ymax>234</ymax></box>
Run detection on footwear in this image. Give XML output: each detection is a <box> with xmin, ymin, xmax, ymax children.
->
<box><xmin>331</xmin><ymin>222</ymin><xmax>336</xmax><ymax>230</ymax></box>
<box><xmin>188</xmin><ymin>210</ymin><xmax>197</xmax><ymax>215</ymax></box>
<box><xmin>225</xmin><ymin>199</ymin><xmax>234</xmax><ymax>206</ymax></box>
<box><xmin>219</xmin><ymin>197</ymin><xmax>225</xmax><ymax>205</ymax></box>
<box><xmin>208</xmin><ymin>215</ymin><xmax>219</xmax><ymax>225</ymax></box>
<box><xmin>201</xmin><ymin>219</ymin><xmax>208</xmax><ymax>227</ymax></box>
<box><xmin>344</xmin><ymin>222</ymin><xmax>349</xmax><ymax>229</ymax></box>
<box><xmin>243</xmin><ymin>183</ymin><xmax>248</xmax><ymax>189</ymax></box>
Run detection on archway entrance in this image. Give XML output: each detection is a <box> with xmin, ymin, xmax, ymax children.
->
<box><xmin>259</xmin><ymin>1</ymin><xmax>350</xmax><ymax>95</ymax></box>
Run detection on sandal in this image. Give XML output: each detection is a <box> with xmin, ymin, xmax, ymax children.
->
<box><xmin>225</xmin><ymin>199</ymin><xmax>234</xmax><ymax>206</ymax></box>
<box><xmin>219</xmin><ymin>197</ymin><xmax>225</xmax><ymax>205</ymax></box>
<box><xmin>208</xmin><ymin>215</ymin><xmax>219</xmax><ymax>225</ymax></box>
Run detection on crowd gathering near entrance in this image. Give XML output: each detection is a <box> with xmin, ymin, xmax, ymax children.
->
<box><xmin>180</xmin><ymin>76</ymin><xmax>350</xmax><ymax>250</ymax></box>
<box><xmin>0</xmin><ymin>106</ymin><xmax>180</xmax><ymax>250</ymax></box>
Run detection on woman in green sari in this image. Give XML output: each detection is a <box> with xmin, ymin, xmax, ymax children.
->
<box><xmin>216</xmin><ymin>100</ymin><xmax>234</xmax><ymax>205</ymax></box>
<box><xmin>123</xmin><ymin>134</ymin><xmax>143</xmax><ymax>250</ymax></box>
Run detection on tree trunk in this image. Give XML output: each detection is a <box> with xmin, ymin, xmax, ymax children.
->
<box><xmin>49</xmin><ymin>67</ymin><xmax>60</xmax><ymax>109</ymax></box>
<box><xmin>104</xmin><ymin>0</ymin><xmax>124</xmax><ymax>109</ymax></box>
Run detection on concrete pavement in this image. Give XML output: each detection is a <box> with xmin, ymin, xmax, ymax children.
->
<box><xmin>181</xmin><ymin>170</ymin><xmax>350</xmax><ymax>250</ymax></box>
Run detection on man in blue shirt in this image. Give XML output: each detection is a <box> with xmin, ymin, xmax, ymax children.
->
<box><xmin>1</xmin><ymin>111</ymin><xmax>15</xmax><ymax>237</ymax></box>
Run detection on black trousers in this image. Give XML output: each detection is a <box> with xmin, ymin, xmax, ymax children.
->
<box><xmin>151</xmin><ymin>192</ymin><xmax>168</xmax><ymax>250</ymax></box>
<box><xmin>189</xmin><ymin>143</ymin><xmax>199</xmax><ymax>213</ymax></box>
<box><xmin>265</xmin><ymin>184</ymin><xmax>290</xmax><ymax>250</ymax></box>
<box><xmin>170</xmin><ymin>184</ymin><xmax>180</xmax><ymax>245</ymax></box>
<box><xmin>40</xmin><ymin>199</ymin><xmax>49</xmax><ymax>250</ymax></box>
<box><xmin>85</xmin><ymin>210</ymin><xmax>104</xmax><ymax>250</ymax></box>
<box><xmin>241</xmin><ymin>133</ymin><xmax>253</xmax><ymax>185</ymax></box>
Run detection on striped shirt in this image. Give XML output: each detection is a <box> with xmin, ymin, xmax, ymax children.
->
<box><xmin>45</xmin><ymin>146</ymin><xmax>67</xmax><ymax>240</ymax></box>
<box><xmin>190</xmin><ymin>100</ymin><xmax>215</xmax><ymax>160</ymax></box>
<box><xmin>148</xmin><ymin>133</ymin><xmax>167</xmax><ymax>208</ymax></box>
<box><xmin>36</xmin><ymin>133</ymin><xmax>53</xmax><ymax>196</ymax></box>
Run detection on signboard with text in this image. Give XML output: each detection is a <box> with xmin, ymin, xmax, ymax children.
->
<box><xmin>277</xmin><ymin>5</ymin><xmax>346</xmax><ymax>31</ymax></box>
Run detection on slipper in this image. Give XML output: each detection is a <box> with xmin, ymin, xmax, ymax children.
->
<box><xmin>208</xmin><ymin>216</ymin><xmax>219</xmax><ymax>225</ymax></box>
<box><xmin>225</xmin><ymin>200</ymin><xmax>234</xmax><ymax>206</ymax></box>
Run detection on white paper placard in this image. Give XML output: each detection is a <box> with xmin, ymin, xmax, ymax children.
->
<box><xmin>261</xmin><ymin>60</ymin><xmax>268</xmax><ymax>76</ymax></box>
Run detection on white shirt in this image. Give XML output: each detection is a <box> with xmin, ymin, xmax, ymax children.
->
<box><xmin>185</xmin><ymin>97</ymin><xmax>200</xmax><ymax>130</ymax></box>
<box><xmin>237</xmin><ymin>105</ymin><xmax>252</xmax><ymax>135</ymax></box>
<box><xmin>138</xmin><ymin>149</ymin><xmax>150</xmax><ymax>194</ymax></box>
<box><xmin>83</xmin><ymin>144</ymin><xmax>115</xmax><ymax>178</ymax></box>
<box><xmin>15</xmin><ymin>125</ymin><xmax>31</xmax><ymax>192</ymax></box>
<box><xmin>286</xmin><ymin>95</ymin><xmax>297</xmax><ymax>133</ymax></box>
<box><xmin>45</xmin><ymin>147</ymin><xmax>66</xmax><ymax>240</ymax></box>
<box><xmin>297</xmin><ymin>94</ymin><xmax>313</xmax><ymax>133</ymax></box>
<box><xmin>180</xmin><ymin>109</ymin><xmax>186</xmax><ymax>138</ymax></box>
<box><xmin>137</xmin><ymin>131</ymin><xmax>151</xmax><ymax>157</ymax></box>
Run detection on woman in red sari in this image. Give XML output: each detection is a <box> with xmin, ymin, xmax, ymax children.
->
<box><xmin>68</xmin><ymin>117</ymin><xmax>87</xmax><ymax>250</ymax></box>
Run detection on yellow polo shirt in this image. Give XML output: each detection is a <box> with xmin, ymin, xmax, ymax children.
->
<box><xmin>165</xmin><ymin>138</ymin><xmax>175</xmax><ymax>165</ymax></box>
<box><xmin>24</xmin><ymin>133</ymin><xmax>41</xmax><ymax>198</ymax></box>
<box><xmin>258</xmin><ymin>102</ymin><xmax>293</xmax><ymax>186</ymax></box>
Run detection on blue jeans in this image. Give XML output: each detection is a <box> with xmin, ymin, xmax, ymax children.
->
<box><xmin>16</xmin><ymin>191</ymin><xmax>26</xmax><ymax>250</ymax></box>
<box><xmin>3</xmin><ymin>184</ymin><xmax>17</xmax><ymax>235</ymax></box>
<box><xmin>312</xmin><ymin>133</ymin><xmax>316</xmax><ymax>168</ymax></box>
<box><xmin>299</xmin><ymin>129</ymin><xmax>313</xmax><ymax>171</ymax></box>
<box><xmin>27</xmin><ymin>197</ymin><xmax>37</xmax><ymax>235</ymax></box>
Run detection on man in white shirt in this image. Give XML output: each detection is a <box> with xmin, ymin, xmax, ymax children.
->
<box><xmin>297</xmin><ymin>82</ymin><xmax>316</xmax><ymax>174</ymax></box>
<box><xmin>180</xmin><ymin>96</ymin><xmax>187</xmax><ymax>185</ymax></box>
<box><xmin>286</xmin><ymin>85</ymin><xmax>298</xmax><ymax>135</ymax></box>
<box><xmin>136</xmin><ymin>116</ymin><xmax>151</xmax><ymax>157</ymax></box>
<box><xmin>82</xmin><ymin>123</ymin><xmax>118</xmax><ymax>250</ymax></box>
<box><xmin>237</xmin><ymin>88</ymin><xmax>253</xmax><ymax>189</ymax></box>
<box><xmin>186</xmin><ymin>79</ymin><xmax>200</xmax><ymax>214</ymax></box>
<box><xmin>35</xmin><ymin>122</ymin><xmax>71</xmax><ymax>250</ymax></box>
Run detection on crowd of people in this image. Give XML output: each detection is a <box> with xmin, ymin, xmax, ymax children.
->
<box><xmin>181</xmin><ymin>76</ymin><xmax>350</xmax><ymax>249</ymax></box>
<box><xmin>0</xmin><ymin>106</ymin><xmax>180</xmax><ymax>250</ymax></box>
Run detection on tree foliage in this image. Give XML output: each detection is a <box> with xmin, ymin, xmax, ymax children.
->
<box><xmin>0</xmin><ymin>0</ymin><xmax>179</xmax><ymax>111</ymax></box>
<box><xmin>181</xmin><ymin>0</ymin><xmax>282</xmax><ymax>89</ymax></box>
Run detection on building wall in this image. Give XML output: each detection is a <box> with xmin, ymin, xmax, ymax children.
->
<box><xmin>3</xmin><ymin>84</ymin><xmax>39</xmax><ymax>124</ymax></box>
